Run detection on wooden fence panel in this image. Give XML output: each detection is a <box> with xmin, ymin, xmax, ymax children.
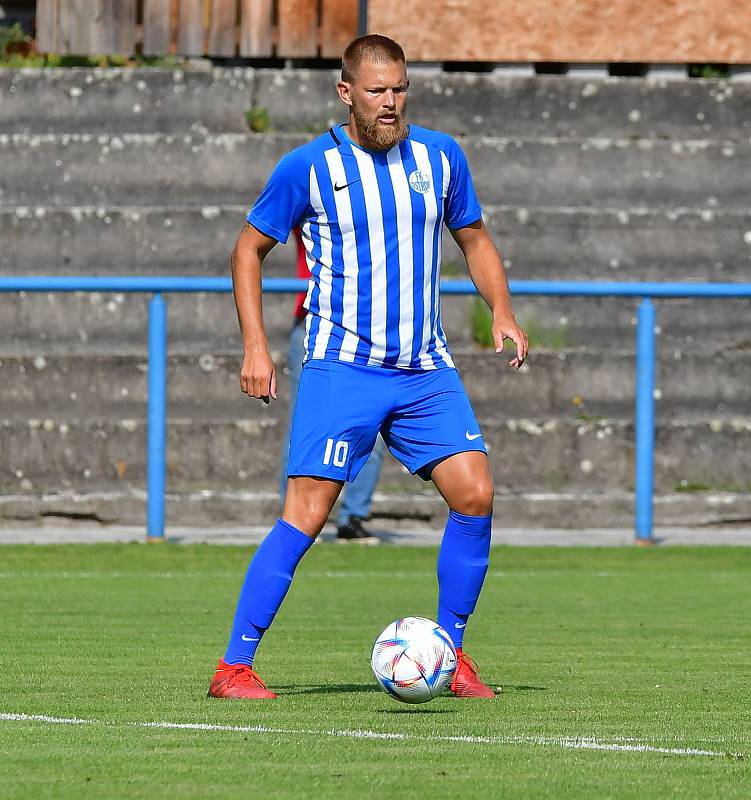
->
<box><xmin>60</xmin><ymin>0</ymin><xmax>93</xmax><ymax>54</ymax></box>
<box><xmin>51</xmin><ymin>0</ymin><xmax>136</xmax><ymax>55</ymax></box>
<box><xmin>320</xmin><ymin>0</ymin><xmax>357</xmax><ymax>58</ymax></box>
<box><xmin>239</xmin><ymin>0</ymin><xmax>273</xmax><ymax>57</ymax></box>
<box><xmin>143</xmin><ymin>0</ymin><xmax>173</xmax><ymax>55</ymax></box>
<box><xmin>208</xmin><ymin>0</ymin><xmax>237</xmax><ymax>56</ymax></box>
<box><xmin>35</xmin><ymin>0</ymin><xmax>751</xmax><ymax>61</ymax></box>
<box><xmin>106</xmin><ymin>0</ymin><xmax>137</xmax><ymax>55</ymax></box>
<box><xmin>277</xmin><ymin>0</ymin><xmax>318</xmax><ymax>57</ymax></box>
<box><xmin>177</xmin><ymin>0</ymin><xmax>205</xmax><ymax>55</ymax></box>
<box><xmin>36</xmin><ymin>0</ymin><xmax>61</xmax><ymax>53</ymax></box>
<box><xmin>368</xmin><ymin>0</ymin><xmax>751</xmax><ymax>63</ymax></box>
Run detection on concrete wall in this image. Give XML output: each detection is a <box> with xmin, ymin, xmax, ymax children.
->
<box><xmin>1</xmin><ymin>66</ymin><xmax>749</xmax><ymax>529</ymax></box>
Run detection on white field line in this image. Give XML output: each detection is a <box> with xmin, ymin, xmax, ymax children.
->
<box><xmin>0</xmin><ymin>570</ymin><xmax>743</xmax><ymax>580</ymax></box>
<box><xmin>0</xmin><ymin>712</ymin><xmax>742</xmax><ymax>759</ymax></box>
<box><xmin>0</xmin><ymin>569</ymin><xmax>578</xmax><ymax>580</ymax></box>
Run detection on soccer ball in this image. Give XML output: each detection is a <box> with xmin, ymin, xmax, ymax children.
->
<box><xmin>371</xmin><ymin>616</ymin><xmax>456</xmax><ymax>704</ymax></box>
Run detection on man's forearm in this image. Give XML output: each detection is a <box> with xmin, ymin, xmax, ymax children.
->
<box><xmin>465</xmin><ymin>236</ymin><xmax>515</xmax><ymax>319</ymax></box>
<box><xmin>231</xmin><ymin>238</ymin><xmax>269</xmax><ymax>354</ymax></box>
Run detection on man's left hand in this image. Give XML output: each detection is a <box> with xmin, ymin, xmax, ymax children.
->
<box><xmin>493</xmin><ymin>315</ymin><xmax>528</xmax><ymax>369</ymax></box>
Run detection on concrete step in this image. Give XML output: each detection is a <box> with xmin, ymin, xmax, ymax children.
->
<box><xmin>0</xmin><ymin>291</ymin><xmax>285</xmax><ymax>352</ymax></box>
<box><xmin>1</xmin><ymin>291</ymin><xmax>748</xmax><ymax>352</ymax></box>
<box><xmin>465</xmin><ymin>206</ymin><xmax>751</xmax><ymax>282</ymax></box>
<box><xmin>3</xmin><ymin>205</ymin><xmax>751</xmax><ymax>281</ymax></box>
<box><xmin>1</xmin><ymin>487</ymin><xmax>750</xmax><ymax>530</ymax></box>
<box><xmin>1</xmin><ymin>133</ymin><xmax>748</xmax><ymax>209</ymax></box>
<box><xmin>2</xmin><ymin>415</ymin><xmax>750</xmax><ymax>495</ymax></box>
<box><xmin>504</xmin><ymin>295</ymin><xmax>751</xmax><ymax>349</ymax></box>
<box><xmin>1</xmin><ymin>349</ymin><xmax>749</xmax><ymax>420</ymax></box>
<box><xmin>2</xmin><ymin>69</ymin><xmax>749</xmax><ymax>140</ymax></box>
<box><xmin>0</xmin><ymin>67</ymin><xmax>253</xmax><ymax>134</ymax></box>
<box><xmin>260</xmin><ymin>71</ymin><xmax>751</xmax><ymax>141</ymax></box>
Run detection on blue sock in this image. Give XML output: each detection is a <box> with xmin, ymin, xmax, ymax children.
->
<box><xmin>224</xmin><ymin>518</ymin><xmax>314</xmax><ymax>666</ymax></box>
<box><xmin>437</xmin><ymin>510</ymin><xmax>492</xmax><ymax>650</ymax></box>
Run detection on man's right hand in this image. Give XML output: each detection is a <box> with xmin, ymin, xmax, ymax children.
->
<box><xmin>239</xmin><ymin>348</ymin><xmax>277</xmax><ymax>404</ymax></box>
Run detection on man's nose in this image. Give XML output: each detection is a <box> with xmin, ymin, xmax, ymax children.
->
<box><xmin>383</xmin><ymin>90</ymin><xmax>396</xmax><ymax>108</ymax></box>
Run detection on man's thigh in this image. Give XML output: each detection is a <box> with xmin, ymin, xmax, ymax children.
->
<box><xmin>383</xmin><ymin>368</ymin><xmax>487</xmax><ymax>479</ymax></box>
<box><xmin>287</xmin><ymin>360</ymin><xmax>388</xmax><ymax>483</ymax></box>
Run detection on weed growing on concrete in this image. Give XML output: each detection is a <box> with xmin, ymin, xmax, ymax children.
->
<box><xmin>675</xmin><ymin>479</ymin><xmax>750</xmax><ymax>493</ymax></box>
<box><xmin>440</xmin><ymin>261</ymin><xmax>464</xmax><ymax>278</ymax></box>
<box><xmin>571</xmin><ymin>396</ymin><xmax>604</xmax><ymax>422</ymax></box>
<box><xmin>688</xmin><ymin>63</ymin><xmax>730</xmax><ymax>79</ymax></box>
<box><xmin>469</xmin><ymin>297</ymin><xmax>495</xmax><ymax>348</ymax></box>
<box><xmin>469</xmin><ymin>297</ymin><xmax>570</xmax><ymax>350</ymax></box>
<box><xmin>0</xmin><ymin>28</ymin><xmax>184</xmax><ymax>68</ymax></box>
<box><xmin>246</xmin><ymin>107</ymin><xmax>271</xmax><ymax>133</ymax></box>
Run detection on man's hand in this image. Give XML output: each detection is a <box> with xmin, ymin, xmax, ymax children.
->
<box><xmin>450</xmin><ymin>220</ymin><xmax>528</xmax><ymax>371</ymax></box>
<box><xmin>493</xmin><ymin>313</ymin><xmax>528</xmax><ymax>370</ymax></box>
<box><xmin>239</xmin><ymin>347</ymin><xmax>277</xmax><ymax>404</ymax></box>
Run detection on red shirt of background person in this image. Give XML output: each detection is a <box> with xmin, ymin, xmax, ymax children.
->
<box><xmin>293</xmin><ymin>227</ymin><xmax>307</xmax><ymax>322</ymax></box>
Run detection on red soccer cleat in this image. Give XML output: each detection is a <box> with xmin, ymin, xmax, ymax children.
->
<box><xmin>450</xmin><ymin>651</ymin><xmax>496</xmax><ymax>698</ymax></box>
<box><xmin>208</xmin><ymin>658</ymin><xmax>278</xmax><ymax>699</ymax></box>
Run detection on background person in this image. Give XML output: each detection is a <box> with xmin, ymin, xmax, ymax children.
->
<box><xmin>280</xmin><ymin>227</ymin><xmax>385</xmax><ymax>543</ymax></box>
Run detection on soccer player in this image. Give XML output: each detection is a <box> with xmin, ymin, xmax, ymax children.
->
<box><xmin>209</xmin><ymin>34</ymin><xmax>528</xmax><ymax>700</ymax></box>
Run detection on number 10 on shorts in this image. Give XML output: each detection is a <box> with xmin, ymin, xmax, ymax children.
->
<box><xmin>323</xmin><ymin>438</ymin><xmax>349</xmax><ymax>467</ymax></box>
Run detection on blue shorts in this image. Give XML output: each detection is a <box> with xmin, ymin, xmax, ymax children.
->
<box><xmin>287</xmin><ymin>360</ymin><xmax>487</xmax><ymax>482</ymax></box>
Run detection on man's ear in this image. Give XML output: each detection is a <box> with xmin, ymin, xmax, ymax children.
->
<box><xmin>336</xmin><ymin>80</ymin><xmax>353</xmax><ymax>108</ymax></box>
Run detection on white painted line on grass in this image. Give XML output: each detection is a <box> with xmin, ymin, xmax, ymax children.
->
<box><xmin>1</xmin><ymin>713</ymin><xmax>97</xmax><ymax>726</ymax></box>
<box><xmin>0</xmin><ymin>570</ymin><xmax>462</xmax><ymax>580</ymax></box>
<box><xmin>0</xmin><ymin>569</ymin><xmax>743</xmax><ymax>581</ymax></box>
<box><xmin>0</xmin><ymin>571</ymin><xmax>241</xmax><ymax>580</ymax></box>
<box><xmin>0</xmin><ymin>712</ymin><xmax>741</xmax><ymax>759</ymax></box>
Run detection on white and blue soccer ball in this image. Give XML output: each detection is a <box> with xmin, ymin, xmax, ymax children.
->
<box><xmin>371</xmin><ymin>616</ymin><xmax>456</xmax><ymax>704</ymax></box>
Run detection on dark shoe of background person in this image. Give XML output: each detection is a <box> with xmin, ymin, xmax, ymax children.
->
<box><xmin>336</xmin><ymin>516</ymin><xmax>380</xmax><ymax>544</ymax></box>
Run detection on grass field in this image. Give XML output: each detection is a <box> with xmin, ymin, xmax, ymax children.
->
<box><xmin>1</xmin><ymin>543</ymin><xmax>749</xmax><ymax>798</ymax></box>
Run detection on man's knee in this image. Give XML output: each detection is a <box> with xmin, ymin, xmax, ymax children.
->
<box><xmin>282</xmin><ymin>477</ymin><xmax>342</xmax><ymax>536</ymax></box>
<box><xmin>452</xmin><ymin>476</ymin><xmax>494</xmax><ymax>516</ymax></box>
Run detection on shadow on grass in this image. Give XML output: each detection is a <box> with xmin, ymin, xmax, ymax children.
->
<box><xmin>377</xmin><ymin>707</ymin><xmax>457</xmax><ymax>714</ymax></box>
<box><xmin>274</xmin><ymin>682</ymin><xmax>546</xmax><ymax>697</ymax></box>
<box><xmin>499</xmin><ymin>685</ymin><xmax>547</xmax><ymax>692</ymax></box>
<box><xmin>274</xmin><ymin>683</ymin><xmax>382</xmax><ymax>696</ymax></box>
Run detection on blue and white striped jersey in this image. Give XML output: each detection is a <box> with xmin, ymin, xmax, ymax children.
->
<box><xmin>247</xmin><ymin>124</ymin><xmax>482</xmax><ymax>370</ymax></box>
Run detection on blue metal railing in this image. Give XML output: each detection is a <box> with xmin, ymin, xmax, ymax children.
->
<box><xmin>2</xmin><ymin>276</ymin><xmax>750</xmax><ymax>543</ymax></box>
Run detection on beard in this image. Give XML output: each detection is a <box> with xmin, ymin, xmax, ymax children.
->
<box><xmin>351</xmin><ymin>100</ymin><xmax>409</xmax><ymax>151</ymax></box>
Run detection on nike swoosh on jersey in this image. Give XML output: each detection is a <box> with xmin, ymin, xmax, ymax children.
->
<box><xmin>240</xmin><ymin>634</ymin><xmax>260</xmax><ymax>642</ymax></box>
<box><xmin>465</xmin><ymin>431</ymin><xmax>482</xmax><ymax>440</ymax></box>
<box><xmin>334</xmin><ymin>180</ymin><xmax>360</xmax><ymax>192</ymax></box>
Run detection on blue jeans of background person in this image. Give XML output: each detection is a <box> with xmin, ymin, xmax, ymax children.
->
<box><xmin>279</xmin><ymin>320</ymin><xmax>385</xmax><ymax>526</ymax></box>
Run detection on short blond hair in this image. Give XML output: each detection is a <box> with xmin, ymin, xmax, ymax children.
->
<box><xmin>341</xmin><ymin>34</ymin><xmax>405</xmax><ymax>83</ymax></box>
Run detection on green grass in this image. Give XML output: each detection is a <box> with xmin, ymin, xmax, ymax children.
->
<box><xmin>1</xmin><ymin>544</ymin><xmax>749</xmax><ymax>798</ymax></box>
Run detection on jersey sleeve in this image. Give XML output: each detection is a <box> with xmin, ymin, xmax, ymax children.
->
<box><xmin>247</xmin><ymin>150</ymin><xmax>310</xmax><ymax>244</ymax></box>
<box><xmin>443</xmin><ymin>137</ymin><xmax>482</xmax><ymax>230</ymax></box>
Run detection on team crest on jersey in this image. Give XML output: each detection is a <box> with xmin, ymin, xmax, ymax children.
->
<box><xmin>408</xmin><ymin>170</ymin><xmax>431</xmax><ymax>194</ymax></box>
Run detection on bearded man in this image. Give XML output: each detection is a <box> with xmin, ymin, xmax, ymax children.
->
<box><xmin>209</xmin><ymin>34</ymin><xmax>528</xmax><ymax>699</ymax></box>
